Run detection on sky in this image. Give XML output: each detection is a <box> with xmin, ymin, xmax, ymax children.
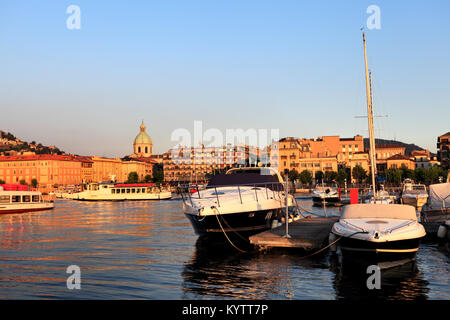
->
<box><xmin>0</xmin><ymin>0</ymin><xmax>449</xmax><ymax>157</ymax></box>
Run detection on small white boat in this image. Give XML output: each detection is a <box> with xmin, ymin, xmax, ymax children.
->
<box><xmin>401</xmin><ymin>180</ymin><xmax>428</xmax><ymax>210</ymax></box>
<box><xmin>331</xmin><ymin>204</ymin><xmax>426</xmax><ymax>263</ymax></box>
<box><xmin>365</xmin><ymin>185</ymin><xmax>394</xmax><ymax>204</ymax></box>
<box><xmin>0</xmin><ymin>185</ymin><xmax>54</xmax><ymax>214</ymax></box>
<box><xmin>312</xmin><ymin>182</ymin><xmax>340</xmax><ymax>205</ymax></box>
<box><xmin>182</xmin><ymin>167</ymin><xmax>295</xmax><ymax>237</ymax></box>
<box><xmin>71</xmin><ymin>182</ymin><xmax>172</xmax><ymax>201</ymax></box>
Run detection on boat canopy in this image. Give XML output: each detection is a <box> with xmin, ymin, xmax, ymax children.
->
<box><xmin>341</xmin><ymin>204</ymin><xmax>418</xmax><ymax>221</ymax></box>
<box><xmin>207</xmin><ymin>172</ymin><xmax>283</xmax><ymax>190</ymax></box>
<box><xmin>428</xmin><ymin>182</ymin><xmax>450</xmax><ymax>210</ymax></box>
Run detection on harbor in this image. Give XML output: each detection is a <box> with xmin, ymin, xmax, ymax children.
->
<box><xmin>0</xmin><ymin>197</ymin><xmax>448</xmax><ymax>300</ymax></box>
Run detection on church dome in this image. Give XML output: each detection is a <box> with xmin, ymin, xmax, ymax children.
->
<box><xmin>133</xmin><ymin>121</ymin><xmax>153</xmax><ymax>145</ymax></box>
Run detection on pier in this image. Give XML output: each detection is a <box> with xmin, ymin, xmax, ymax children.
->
<box><xmin>249</xmin><ymin>216</ymin><xmax>338</xmax><ymax>250</ymax></box>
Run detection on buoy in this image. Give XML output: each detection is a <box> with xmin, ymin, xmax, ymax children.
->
<box><xmin>328</xmin><ymin>233</ymin><xmax>337</xmax><ymax>252</ymax></box>
<box><xmin>437</xmin><ymin>224</ymin><xmax>447</xmax><ymax>239</ymax></box>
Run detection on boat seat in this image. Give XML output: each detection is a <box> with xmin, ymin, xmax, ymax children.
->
<box><xmin>341</xmin><ymin>204</ymin><xmax>417</xmax><ymax>221</ymax></box>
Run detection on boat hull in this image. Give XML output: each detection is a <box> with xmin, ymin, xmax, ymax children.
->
<box><xmin>312</xmin><ymin>196</ymin><xmax>340</xmax><ymax>205</ymax></box>
<box><xmin>0</xmin><ymin>203</ymin><xmax>54</xmax><ymax>215</ymax></box>
<box><xmin>338</xmin><ymin>236</ymin><xmax>423</xmax><ymax>263</ymax></box>
<box><xmin>184</xmin><ymin>209</ymin><xmax>281</xmax><ymax>238</ymax></box>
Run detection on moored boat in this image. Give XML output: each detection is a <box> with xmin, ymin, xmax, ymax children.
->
<box><xmin>312</xmin><ymin>181</ymin><xmax>340</xmax><ymax>205</ymax></box>
<box><xmin>401</xmin><ymin>180</ymin><xmax>428</xmax><ymax>210</ymax></box>
<box><xmin>0</xmin><ymin>184</ymin><xmax>54</xmax><ymax>214</ymax></box>
<box><xmin>182</xmin><ymin>167</ymin><xmax>295</xmax><ymax>238</ymax></box>
<box><xmin>71</xmin><ymin>182</ymin><xmax>172</xmax><ymax>201</ymax></box>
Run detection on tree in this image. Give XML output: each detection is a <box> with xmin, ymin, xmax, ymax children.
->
<box><xmin>315</xmin><ymin>170</ymin><xmax>324</xmax><ymax>182</ymax></box>
<box><xmin>152</xmin><ymin>164</ymin><xmax>164</xmax><ymax>184</ymax></box>
<box><xmin>288</xmin><ymin>169</ymin><xmax>300</xmax><ymax>183</ymax></box>
<box><xmin>352</xmin><ymin>165</ymin><xmax>367</xmax><ymax>184</ymax></box>
<box><xmin>19</xmin><ymin>179</ymin><xmax>27</xmax><ymax>185</ymax></box>
<box><xmin>336</xmin><ymin>168</ymin><xmax>350</xmax><ymax>186</ymax></box>
<box><xmin>386</xmin><ymin>168</ymin><xmax>402</xmax><ymax>185</ymax></box>
<box><xmin>0</xmin><ymin>179</ymin><xmax>5</xmax><ymax>184</ymax></box>
<box><xmin>400</xmin><ymin>164</ymin><xmax>415</xmax><ymax>181</ymax></box>
<box><xmin>127</xmin><ymin>172</ymin><xmax>139</xmax><ymax>183</ymax></box>
<box><xmin>31</xmin><ymin>179</ymin><xmax>38</xmax><ymax>188</ymax></box>
<box><xmin>299</xmin><ymin>170</ymin><xmax>312</xmax><ymax>185</ymax></box>
<box><xmin>143</xmin><ymin>175</ymin><xmax>152</xmax><ymax>183</ymax></box>
<box><xmin>325</xmin><ymin>170</ymin><xmax>337</xmax><ymax>181</ymax></box>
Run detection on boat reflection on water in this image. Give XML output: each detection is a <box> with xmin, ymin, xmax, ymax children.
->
<box><xmin>329</xmin><ymin>253</ymin><xmax>429</xmax><ymax>300</ymax></box>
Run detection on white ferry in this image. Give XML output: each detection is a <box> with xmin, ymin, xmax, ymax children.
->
<box><xmin>71</xmin><ymin>182</ymin><xmax>172</xmax><ymax>201</ymax></box>
<box><xmin>0</xmin><ymin>184</ymin><xmax>54</xmax><ymax>214</ymax></box>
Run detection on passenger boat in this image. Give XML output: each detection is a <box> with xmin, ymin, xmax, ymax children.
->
<box><xmin>401</xmin><ymin>180</ymin><xmax>428</xmax><ymax>211</ymax></box>
<box><xmin>312</xmin><ymin>181</ymin><xmax>340</xmax><ymax>205</ymax></box>
<box><xmin>182</xmin><ymin>167</ymin><xmax>295</xmax><ymax>237</ymax></box>
<box><xmin>71</xmin><ymin>182</ymin><xmax>172</xmax><ymax>201</ymax></box>
<box><xmin>0</xmin><ymin>184</ymin><xmax>54</xmax><ymax>214</ymax></box>
<box><xmin>330</xmin><ymin>32</ymin><xmax>426</xmax><ymax>265</ymax></box>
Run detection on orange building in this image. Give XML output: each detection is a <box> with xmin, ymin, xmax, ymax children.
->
<box><xmin>437</xmin><ymin>132</ymin><xmax>450</xmax><ymax>170</ymax></box>
<box><xmin>386</xmin><ymin>154</ymin><xmax>415</xmax><ymax>170</ymax></box>
<box><xmin>0</xmin><ymin>154</ymin><xmax>84</xmax><ymax>192</ymax></box>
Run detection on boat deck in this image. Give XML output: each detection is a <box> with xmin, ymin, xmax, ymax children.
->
<box><xmin>249</xmin><ymin>216</ymin><xmax>339</xmax><ymax>250</ymax></box>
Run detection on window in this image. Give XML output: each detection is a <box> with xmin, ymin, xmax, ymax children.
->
<box><xmin>112</xmin><ymin>189</ymin><xmax>116</xmax><ymax>194</ymax></box>
<box><xmin>0</xmin><ymin>195</ymin><xmax>10</xmax><ymax>203</ymax></box>
<box><xmin>32</xmin><ymin>195</ymin><xmax>40</xmax><ymax>202</ymax></box>
<box><xmin>126</xmin><ymin>189</ymin><xmax>131</xmax><ymax>193</ymax></box>
<box><xmin>138</xmin><ymin>147</ymin><xmax>141</xmax><ymax>153</ymax></box>
<box><xmin>131</xmin><ymin>188</ymin><xmax>136</xmax><ymax>193</ymax></box>
<box><xmin>12</xmin><ymin>196</ymin><xmax>20</xmax><ymax>202</ymax></box>
<box><xmin>121</xmin><ymin>189</ymin><xmax>125</xmax><ymax>194</ymax></box>
<box><xmin>137</xmin><ymin>188</ymin><xmax>140</xmax><ymax>193</ymax></box>
<box><xmin>145</xmin><ymin>147</ymin><xmax>148</xmax><ymax>153</ymax></box>
<box><xmin>22</xmin><ymin>195</ymin><xmax>31</xmax><ymax>202</ymax></box>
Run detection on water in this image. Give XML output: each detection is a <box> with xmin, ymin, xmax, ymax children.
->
<box><xmin>0</xmin><ymin>198</ymin><xmax>448</xmax><ymax>300</ymax></box>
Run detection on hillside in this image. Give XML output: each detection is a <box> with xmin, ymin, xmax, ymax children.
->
<box><xmin>363</xmin><ymin>138</ymin><xmax>427</xmax><ymax>156</ymax></box>
<box><xmin>0</xmin><ymin>130</ymin><xmax>65</xmax><ymax>155</ymax></box>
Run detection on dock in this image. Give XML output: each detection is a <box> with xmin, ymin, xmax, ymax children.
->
<box><xmin>249</xmin><ymin>216</ymin><xmax>338</xmax><ymax>250</ymax></box>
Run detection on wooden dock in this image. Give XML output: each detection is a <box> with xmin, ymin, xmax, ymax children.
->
<box><xmin>249</xmin><ymin>216</ymin><xmax>338</xmax><ymax>250</ymax></box>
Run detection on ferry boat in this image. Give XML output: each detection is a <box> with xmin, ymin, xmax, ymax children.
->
<box><xmin>0</xmin><ymin>184</ymin><xmax>54</xmax><ymax>214</ymax></box>
<box><xmin>182</xmin><ymin>167</ymin><xmax>295</xmax><ymax>238</ymax></box>
<box><xmin>71</xmin><ymin>182</ymin><xmax>172</xmax><ymax>201</ymax></box>
<box><xmin>401</xmin><ymin>179</ymin><xmax>428</xmax><ymax>211</ymax></box>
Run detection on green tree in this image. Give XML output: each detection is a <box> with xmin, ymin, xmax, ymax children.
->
<box><xmin>352</xmin><ymin>165</ymin><xmax>367</xmax><ymax>183</ymax></box>
<box><xmin>299</xmin><ymin>170</ymin><xmax>312</xmax><ymax>185</ymax></box>
<box><xmin>19</xmin><ymin>179</ymin><xmax>27</xmax><ymax>185</ymax></box>
<box><xmin>336</xmin><ymin>168</ymin><xmax>350</xmax><ymax>186</ymax></box>
<box><xmin>143</xmin><ymin>175</ymin><xmax>152</xmax><ymax>183</ymax></box>
<box><xmin>288</xmin><ymin>169</ymin><xmax>300</xmax><ymax>183</ymax></box>
<box><xmin>152</xmin><ymin>164</ymin><xmax>164</xmax><ymax>183</ymax></box>
<box><xmin>325</xmin><ymin>170</ymin><xmax>338</xmax><ymax>181</ymax></box>
<box><xmin>127</xmin><ymin>172</ymin><xmax>139</xmax><ymax>183</ymax></box>
<box><xmin>414</xmin><ymin>168</ymin><xmax>426</xmax><ymax>183</ymax></box>
<box><xmin>386</xmin><ymin>168</ymin><xmax>402</xmax><ymax>185</ymax></box>
<box><xmin>0</xmin><ymin>179</ymin><xmax>5</xmax><ymax>184</ymax></box>
<box><xmin>315</xmin><ymin>170</ymin><xmax>324</xmax><ymax>182</ymax></box>
<box><xmin>31</xmin><ymin>179</ymin><xmax>38</xmax><ymax>188</ymax></box>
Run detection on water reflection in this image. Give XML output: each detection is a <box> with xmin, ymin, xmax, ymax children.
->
<box><xmin>329</xmin><ymin>254</ymin><xmax>429</xmax><ymax>300</ymax></box>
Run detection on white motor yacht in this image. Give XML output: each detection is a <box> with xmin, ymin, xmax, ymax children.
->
<box><xmin>312</xmin><ymin>182</ymin><xmax>340</xmax><ymax>205</ymax></box>
<box><xmin>182</xmin><ymin>167</ymin><xmax>295</xmax><ymax>237</ymax></box>
<box><xmin>401</xmin><ymin>180</ymin><xmax>428</xmax><ymax>211</ymax></box>
<box><xmin>0</xmin><ymin>184</ymin><xmax>54</xmax><ymax>214</ymax></box>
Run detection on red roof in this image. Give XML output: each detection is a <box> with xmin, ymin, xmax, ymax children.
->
<box><xmin>0</xmin><ymin>154</ymin><xmax>83</xmax><ymax>162</ymax></box>
<box><xmin>114</xmin><ymin>183</ymin><xmax>155</xmax><ymax>187</ymax></box>
<box><xmin>386</xmin><ymin>154</ymin><xmax>412</xmax><ymax>161</ymax></box>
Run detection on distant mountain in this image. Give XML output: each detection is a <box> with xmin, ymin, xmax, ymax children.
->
<box><xmin>0</xmin><ymin>130</ymin><xmax>65</xmax><ymax>155</ymax></box>
<box><xmin>363</xmin><ymin>138</ymin><xmax>427</xmax><ymax>156</ymax></box>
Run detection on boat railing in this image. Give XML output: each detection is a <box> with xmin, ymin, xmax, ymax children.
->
<box><xmin>178</xmin><ymin>181</ymin><xmax>287</xmax><ymax>207</ymax></box>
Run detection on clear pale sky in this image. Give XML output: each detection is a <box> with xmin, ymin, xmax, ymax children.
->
<box><xmin>0</xmin><ymin>1</ymin><xmax>449</xmax><ymax>157</ymax></box>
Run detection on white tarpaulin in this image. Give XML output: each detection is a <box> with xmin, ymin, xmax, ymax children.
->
<box><xmin>428</xmin><ymin>183</ymin><xmax>450</xmax><ymax>210</ymax></box>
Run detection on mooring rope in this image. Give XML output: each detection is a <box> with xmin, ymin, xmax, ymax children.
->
<box><xmin>212</xmin><ymin>207</ymin><xmax>248</xmax><ymax>253</ymax></box>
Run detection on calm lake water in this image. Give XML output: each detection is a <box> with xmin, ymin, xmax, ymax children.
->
<box><xmin>0</xmin><ymin>198</ymin><xmax>448</xmax><ymax>300</ymax></box>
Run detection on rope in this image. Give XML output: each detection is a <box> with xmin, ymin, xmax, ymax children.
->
<box><xmin>212</xmin><ymin>207</ymin><xmax>247</xmax><ymax>253</ymax></box>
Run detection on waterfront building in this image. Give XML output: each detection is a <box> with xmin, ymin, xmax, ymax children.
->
<box><xmin>163</xmin><ymin>144</ymin><xmax>260</xmax><ymax>184</ymax></box>
<box><xmin>0</xmin><ymin>154</ymin><xmax>83</xmax><ymax>192</ymax></box>
<box><xmin>386</xmin><ymin>154</ymin><xmax>415</xmax><ymax>170</ymax></box>
<box><xmin>437</xmin><ymin>132</ymin><xmax>450</xmax><ymax>170</ymax></box>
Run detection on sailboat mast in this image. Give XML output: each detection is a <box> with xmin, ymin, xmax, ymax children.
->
<box><xmin>363</xmin><ymin>32</ymin><xmax>377</xmax><ymax>199</ymax></box>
